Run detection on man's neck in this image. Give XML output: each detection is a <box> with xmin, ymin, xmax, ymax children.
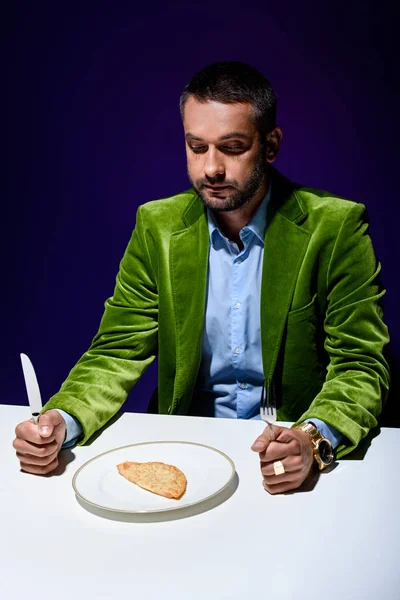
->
<box><xmin>210</xmin><ymin>180</ymin><xmax>268</xmax><ymax>247</ymax></box>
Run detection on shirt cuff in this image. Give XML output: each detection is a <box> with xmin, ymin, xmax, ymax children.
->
<box><xmin>305</xmin><ymin>418</ymin><xmax>343</xmax><ymax>450</ymax></box>
<box><xmin>54</xmin><ymin>409</ymin><xmax>83</xmax><ymax>449</ymax></box>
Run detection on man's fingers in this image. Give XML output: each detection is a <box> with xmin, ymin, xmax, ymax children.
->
<box><xmin>37</xmin><ymin>410</ymin><xmax>63</xmax><ymax>438</ymax></box>
<box><xmin>260</xmin><ymin>455</ymin><xmax>303</xmax><ymax>477</ymax></box>
<box><xmin>263</xmin><ymin>472</ymin><xmax>299</xmax><ymax>486</ymax></box>
<box><xmin>15</xmin><ymin>421</ymin><xmax>56</xmax><ymax>445</ymax></box>
<box><xmin>251</xmin><ymin>424</ymin><xmax>285</xmax><ymax>452</ymax></box>
<box><xmin>17</xmin><ymin>449</ymin><xmax>59</xmax><ymax>467</ymax></box>
<box><xmin>13</xmin><ymin>437</ymin><xmax>59</xmax><ymax>457</ymax></box>
<box><xmin>20</xmin><ymin>457</ymin><xmax>59</xmax><ymax>475</ymax></box>
<box><xmin>263</xmin><ymin>478</ymin><xmax>300</xmax><ymax>495</ymax></box>
<box><xmin>276</xmin><ymin>427</ymin><xmax>301</xmax><ymax>444</ymax></box>
<box><xmin>259</xmin><ymin>438</ymin><xmax>300</xmax><ymax>462</ymax></box>
<box><xmin>263</xmin><ymin>465</ymin><xmax>313</xmax><ymax>494</ymax></box>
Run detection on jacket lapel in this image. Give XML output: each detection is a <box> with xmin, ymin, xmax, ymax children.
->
<box><xmin>169</xmin><ymin>195</ymin><xmax>209</xmax><ymax>413</ymax></box>
<box><xmin>261</xmin><ymin>170</ymin><xmax>311</xmax><ymax>384</ymax></box>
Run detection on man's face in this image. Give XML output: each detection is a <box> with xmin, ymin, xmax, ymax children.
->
<box><xmin>183</xmin><ymin>97</ymin><xmax>268</xmax><ymax>212</ymax></box>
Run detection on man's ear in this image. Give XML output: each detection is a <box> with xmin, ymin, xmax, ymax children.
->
<box><xmin>265</xmin><ymin>127</ymin><xmax>283</xmax><ymax>163</ymax></box>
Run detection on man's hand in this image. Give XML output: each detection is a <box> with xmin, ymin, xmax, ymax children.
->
<box><xmin>251</xmin><ymin>425</ymin><xmax>314</xmax><ymax>494</ymax></box>
<box><xmin>13</xmin><ymin>410</ymin><xmax>66</xmax><ymax>475</ymax></box>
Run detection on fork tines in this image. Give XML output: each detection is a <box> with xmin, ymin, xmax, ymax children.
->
<box><xmin>260</xmin><ymin>380</ymin><xmax>277</xmax><ymax>420</ymax></box>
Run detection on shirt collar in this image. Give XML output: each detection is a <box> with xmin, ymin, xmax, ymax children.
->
<box><xmin>207</xmin><ymin>181</ymin><xmax>272</xmax><ymax>248</ymax></box>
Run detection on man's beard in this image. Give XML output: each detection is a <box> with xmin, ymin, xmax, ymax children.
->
<box><xmin>189</xmin><ymin>149</ymin><xmax>268</xmax><ymax>212</ymax></box>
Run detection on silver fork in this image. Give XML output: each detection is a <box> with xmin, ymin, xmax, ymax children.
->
<box><xmin>260</xmin><ymin>379</ymin><xmax>277</xmax><ymax>440</ymax></box>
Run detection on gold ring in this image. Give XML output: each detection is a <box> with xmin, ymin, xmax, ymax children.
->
<box><xmin>273</xmin><ymin>460</ymin><xmax>285</xmax><ymax>476</ymax></box>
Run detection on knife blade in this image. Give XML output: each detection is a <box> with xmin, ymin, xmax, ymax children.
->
<box><xmin>20</xmin><ymin>353</ymin><xmax>43</xmax><ymax>424</ymax></box>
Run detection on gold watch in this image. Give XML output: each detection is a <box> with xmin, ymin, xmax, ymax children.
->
<box><xmin>293</xmin><ymin>422</ymin><xmax>334</xmax><ymax>470</ymax></box>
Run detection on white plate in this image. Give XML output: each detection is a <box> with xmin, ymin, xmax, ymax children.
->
<box><xmin>73</xmin><ymin>441</ymin><xmax>236</xmax><ymax>514</ymax></box>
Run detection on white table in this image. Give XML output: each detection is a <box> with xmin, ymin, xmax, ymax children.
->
<box><xmin>1</xmin><ymin>405</ymin><xmax>399</xmax><ymax>600</ymax></box>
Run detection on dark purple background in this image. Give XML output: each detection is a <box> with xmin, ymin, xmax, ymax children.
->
<box><xmin>5</xmin><ymin>1</ymin><xmax>399</xmax><ymax>423</ymax></box>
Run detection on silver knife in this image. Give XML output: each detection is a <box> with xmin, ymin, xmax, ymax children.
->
<box><xmin>20</xmin><ymin>353</ymin><xmax>43</xmax><ymax>424</ymax></box>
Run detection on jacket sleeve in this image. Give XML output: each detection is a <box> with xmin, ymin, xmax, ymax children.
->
<box><xmin>42</xmin><ymin>206</ymin><xmax>158</xmax><ymax>444</ymax></box>
<box><xmin>295</xmin><ymin>203</ymin><xmax>390</xmax><ymax>458</ymax></box>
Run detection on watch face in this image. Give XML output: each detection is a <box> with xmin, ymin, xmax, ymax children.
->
<box><xmin>318</xmin><ymin>440</ymin><xmax>334</xmax><ymax>465</ymax></box>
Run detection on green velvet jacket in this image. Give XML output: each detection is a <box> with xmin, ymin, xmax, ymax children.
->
<box><xmin>43</xmin><ymin>168</ymin><xmax>390</xmax><ymax>458</ymax></box>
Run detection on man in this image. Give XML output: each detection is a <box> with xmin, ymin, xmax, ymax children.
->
<box><xmin>13</xmin><ymin>61</ymin><xmax>390</xmax><ymax>494</ymax></box>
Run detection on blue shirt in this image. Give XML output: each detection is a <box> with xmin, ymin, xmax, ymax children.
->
<box><xmin>59</xmin><ymin>186</ymin><xmax>342</xmax><ymax>449</ymax></box>
<box><xmin>190</xmin><ymin>188</ymin><xmax>268</xmax><ymax>419</ymax></box>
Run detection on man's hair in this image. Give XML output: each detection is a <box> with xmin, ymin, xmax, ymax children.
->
<box><xmin>180</xmin><ymin>61</ymin><xmax>277</xmax><ymax>135</ymax></box>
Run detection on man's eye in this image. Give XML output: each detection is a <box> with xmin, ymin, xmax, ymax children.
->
<box><xmin>190</xmin><ymin>146</ymin><xmax>207</xmax><ymax>153</ymax></box>
<box><xmin>221</xmin><ymin>146</ymin><xmax>244</xmax><ymax>153</ymax></box>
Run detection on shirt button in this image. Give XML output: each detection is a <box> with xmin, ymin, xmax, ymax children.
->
<box><xmin>234</xmin><ymin>302</ymin><xmax>241</xmax><ymax>309</ymax></box>
<box><xmin>234</xmin><ymin>347</ymin><xmax>241</xmax><ymax>355</ymax></box>
<box><xmin>236</xmin><ymin>258</ymin><xmax>242</xmax><ymax>264</ymax></box>
<box><xmin>239</xmin><ymin>382</ymin><xmax>247</xmax><ymax>389</ymax></box>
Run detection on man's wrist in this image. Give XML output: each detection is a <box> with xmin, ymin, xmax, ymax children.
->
<box><xmin>293</xmin><ymin>422</ymin><xmax>335</xmax><ymax>470</ymax></box>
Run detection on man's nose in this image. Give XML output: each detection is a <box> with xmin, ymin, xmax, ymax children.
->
<box><xmin>204</xmin><ymin>148</ymin><xmax>225</xmax><ymax>180</ymax></box>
